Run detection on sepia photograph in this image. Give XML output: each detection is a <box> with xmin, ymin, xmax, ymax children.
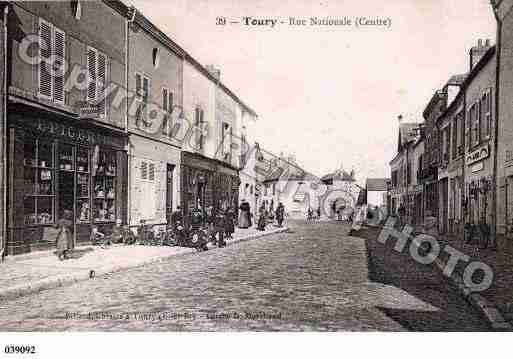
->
<box><xmin>0</xmin><ymin>0</ymin><xmax>511</xmax><ymax>357</ymax></box>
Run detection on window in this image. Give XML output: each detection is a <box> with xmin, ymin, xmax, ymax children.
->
<box><xmin>71</xmin><ymin>1</ymin><xmax>81</xmax><ymax>20</ymax></box>
<box><xmin>87</xmin><ymin>46</ymin><xmax>108</xmax><ymax>117</ymax></box>
<box><xmin>221</xmin><ymin>122</ymin><xmax>232</xmax><ymax>160</ymax></box>
<box><xmin>483</xmin><ymin>89</ymin><xmax>492</xmax><ymax>138</ymax></box>
<box><xmin>135</xmin><ymin>73</ymin><xmax>151</xmax><ymax>128</ymax></box>
<box><xmin>38</xmin><ymin>18</ymin><xmax>65</xmax><ymax>103</ymax></box>
<box><xmin>92</xmin><ymin>148</ymin><xmax>116</xmax><ymax>223</ymax></box>
<box><xmin>194</xmin><ymin>107</ymin><xmax>205</xmax><ymax>150</ymax></box>
<box><xmin>162</xmin><ymin>88</ymin><xmax>174</xmax><ymax>135</ymax></box>
<box><xmin>452</xmin><ymin>117</ymin><xmax>458</xmax><ymax>159</ymax></box>
<box><xmin>23</xmin><ymin>138</ymin><xmax>55</xmax><ymax>225</ymax></box>
<box><xmin>152</xmin><ymin>48</ymin><xmax>160</xmax><ymax>68</ymax></box>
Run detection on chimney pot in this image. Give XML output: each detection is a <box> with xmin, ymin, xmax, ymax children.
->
<box><xmin>478</xmin><ymin>39</ymin><xmax>483</xmax><ymax>48</ymax></box>
<box><xmin>485</xmin><ymin>39</ymin><xmax>491</xmax><ymax>47</ymax></box>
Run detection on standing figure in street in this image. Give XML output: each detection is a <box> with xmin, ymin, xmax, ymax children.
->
<box><xmin>316</xmin><ymin>206</ymin><xmax>321</xmax><ymax>221</ymax></box>
<box><xmin>55</xmin><ymin>210</ymin><xmax>74</xmax><ymax>260</ymax></box>
<box><xmin>307</xmin><ymin>207</ymin><xmax>313</xmax><ymax>222</ymax></box>
<box><xmin>276</xmin><ymin>202</ymin><xmax>285</xmax><ymax>227</ymax></box>
<box><xmin>397</xmin><ymin>203</ymin><xmax>406</xmax><ymax>228</ymax></box>
<box><xmin>268</xmin><ymin>200</ymin><xmax>275</xmax><ymax>224</ymax></box>
<box><xmin>214</xmin><ymin>208</ymin><xmax>226</xmax><ymax>247</ymax></box>
<box><xmin>239</xmin><ymin>199</ymin><xmax>252</xmax><ymax>228</ymax></box>
<box><xmin>257</xmin><ymin>204</ymin><xmax>267</xmax><ymax>231</ymax></box>
<box><xmin>224</xmin><ymin>206</ymin><xmax>235</xmax><ymax>239</ymax></box>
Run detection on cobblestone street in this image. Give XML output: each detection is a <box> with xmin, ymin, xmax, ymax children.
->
<box><xmin>0</xmin><ymin>221</ymin><xmax>489</xmax><ymax>331</ymax></box>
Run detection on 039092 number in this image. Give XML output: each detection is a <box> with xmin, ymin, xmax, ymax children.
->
<box><xmin>4</xmin><ymin>345</ymin><xmax>36</xmax><ymax>354</ymax></box>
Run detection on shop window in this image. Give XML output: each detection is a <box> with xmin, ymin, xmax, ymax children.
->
<box><xmin>87</xmin><ymin>46</ymin><xmax>108</xmax><ymax>117</ymax></box>
<box><xmin>38</xmin><ymin>18</ymin><xmax>65</xmax><ymax>104</ymax></box>
<box><xmin>76</xmin><ymin>146</ymin><xmax>90</xmax><ymax>223</ymax></box>
<box><xmin>23</xmin><ymin>138</ymin><xmax>55</xmax><ymax>225</ymax></box>
<box><xmin>92</xmin><ymin>148</ymin><xmax>117</xmax><ymax>223</ymax></box>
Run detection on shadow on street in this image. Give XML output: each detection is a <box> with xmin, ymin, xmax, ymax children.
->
<box><xmin>360</xmin><ymin>226</ymin><xmax>490</xmax><ymax>331</ymax></box>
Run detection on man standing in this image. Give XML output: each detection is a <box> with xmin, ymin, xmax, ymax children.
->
<box><xmin>276</xmin><ymin>202</ymin><xmax>285</xmax><ymax>227</ymax></box>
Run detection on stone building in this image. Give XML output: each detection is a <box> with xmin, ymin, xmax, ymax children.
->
<box><xmin>127</xmin><ymin>7</ymin><xmax>183</xmax><ymax>228</ymax></box>
<box><xmin>4</xmin><ymin>1</ymin><xmax>129</xmax><ymax>255</ymax></box>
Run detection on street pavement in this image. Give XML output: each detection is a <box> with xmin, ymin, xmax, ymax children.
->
<box><xmin>0</xmin><ymin>220</ymin><xmax>489</xmax><ymax>331</ymax></box>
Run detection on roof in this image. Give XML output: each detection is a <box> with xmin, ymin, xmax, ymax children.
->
<box><xmin>399</xmin><ymin>123</ymin><xmax>419</xmax><ymax>146</ymax></box>
<box><xmin>321</xmin><ymin>170</ymin><xmax>356</xmax><ymax>182</ymax></box>
<box><xmin>366</xmin><ymin>178</ymin><xmax>390</xmax><ymax>191</ymax></box>
<box><xmin>128</xmin><ymin>4</ymin><xmax>258</xmax><ymax>117</ymax></box>
<box><xmin>446</xmin><ymin>73</ymin><xmax>468</xmax><ymax>86</ymax></box>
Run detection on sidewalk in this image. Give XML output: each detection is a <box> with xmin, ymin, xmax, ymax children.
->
<box><xmin>362</xmin><ymin>221</ymin><xmax>513</xmax><ymax>330</ymax></box>
<box><xmin>434</xmin><ymin>232</ymin><xmax>513</xmax><ymax>324</ymax></box>
<box><xmin>0</xmin><ymin>225</ymin><xmax>289</xmax><ymax>301</ymax></box>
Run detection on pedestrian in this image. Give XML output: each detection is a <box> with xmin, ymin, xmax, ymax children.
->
<box><xmin>397</xmin><ymin>203</ymin><xmax>406</xmax><ymax>228</ymax></box>
<box><xmin>257</xmin><ymin>204</ymin><xmax>267</xmax><ymax>231</ymax></box>
<box><xmin>55</xmin><ymin>210</ymin><xmax>73</xmax><ymax>260</ymax></box>
<box><xmin>268</xmin><ymin>200</ymin><xmax>275</xmax><ymax>224</ymax></box>
<box><xmin>111</xmin><ymin>218</ymin><xmax>123</xmax><ymax>244</ymax></box>
<box><xmin>170</xmin><ymin>206</ymin><xmax>183</xmax><ymax>229</ymax></box>
<box><xmin>224</xmin><ymin>206</ymin><xmax>235</xmax><ymax>239</ymax></box>
<box><xmin>316</xmin><ymin>206</ymin><xmax>321</xmax><ymax>221</ymax></box>
<box><xmin>214</xmin><ymin>208</ymin><xmax>226</xmax><ymax>247</ymax></box>
<box><xmin>238</xmin><ymin>199</ymin><xmax>252</xmax><ymax>228</ymax></box>
<box><xmin>276</xmin><ymin>202</ymin><xmax>285</xmax><ymax>227</ymax></box>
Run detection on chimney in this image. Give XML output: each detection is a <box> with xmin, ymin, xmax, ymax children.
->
<box><xmin>206</xmin><ymin>64</ymin><xmax>221</xmax><ymax>81</ymax></box>
<box><xmin>469</xmin><ymin>39</ymin><xmax>492</xmax><ymax>71</ymax></box>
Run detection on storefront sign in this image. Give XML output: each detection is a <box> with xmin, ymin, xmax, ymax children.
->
<box><xmin>467</xmin><ymin>144</ymin><xmax>489</xmax><ymax>166</ymax></box>
<box><xmin>16</xmin><ymin>117</ymin><xmax>124</xmax><ymax>149</ymax></box>
<box><xmin>471</xmin><ymin>162</ymin><xmax>484</xmax><ymax>173</ymax></box>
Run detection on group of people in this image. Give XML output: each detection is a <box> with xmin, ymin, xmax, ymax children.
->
<box><xmin>53</xmin><ymin>200</ymin><xmax>287</xmax><ymax>260</ymax></box>
<box><xmin>306</xmin><ymin>207</ymin><xmax>322</xmax><ymax>222</ymax></box>
<box><xmin>238</xmin><ymin>199</ymin><xmax>286</xmax><ymax>231</ymax></box>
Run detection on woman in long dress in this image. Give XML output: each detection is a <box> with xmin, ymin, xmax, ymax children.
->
<box><xmin>55</xmin><ymin>210</ymin><xmax>73</xmax><ymax>260</ymax></box>
<box><xmin>238</xmin><ymin>199</ymin><xmax>252</xmax><ymax>228</ymax></box>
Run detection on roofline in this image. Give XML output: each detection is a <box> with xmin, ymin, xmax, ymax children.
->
<box><xmin>126</xmin><ymin>3</ymin><xmax>258</xmax><ymax>117</ymax></box>
<box><xmin>422</xmin><ymin>89</ymin><xmax>446</xmax><ymax>120</ymax></box>
<box><xmin>435</xmin><ymin>45</ymin><xmax>496</xmax><ymax>125</ymax></box>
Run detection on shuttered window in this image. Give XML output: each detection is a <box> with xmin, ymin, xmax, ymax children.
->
<box><xmin>87</xmin><ymin>46</ymin><xmax>108</xmax><ymax>117</ymax></box>
<box><xmin>140</xmin><ymin>161</ymin><xmax>148</xmax><ymax>180</ymax></box>
<box><xmin>53</xmin><ymin>28</ymin><xmax>65</xmax><ymax>103</ymax></box>
<box><xmin>148</xmin><ymin>163</ymin><xmax>155</xmax><ymax>181</ymax></box>
<box><xmin>38</xmin><ymin>18</ymin><xmax>65</xmax><ymax>103</ymax></box>
<box><xmin>162</xmin><ymin>88</ymin><xmax>174</xmax><ymax>136</ymax></box>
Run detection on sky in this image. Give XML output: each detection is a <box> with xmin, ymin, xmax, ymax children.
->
<box><xmin>129</xmin><ymin>0</ymin><xmax>495</xmax><ymax>184</ymax></box>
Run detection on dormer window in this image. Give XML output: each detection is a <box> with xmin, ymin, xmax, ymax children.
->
<box><xmin>71</xmin><ymin>1</ymin><xmax>82</xmax><ymax>20</ymax></box>
<box><xmin>152</xmin><ymin>48</ymin><xmax>159</xmax><ymax>68</ymax></box>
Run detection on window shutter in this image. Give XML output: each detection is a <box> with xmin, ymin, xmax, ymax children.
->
<box><xmin>135</xmin><ymin>73</ymin><xmax>142</xmax><ymax>98</ymax></box>
<box><xmin>143</xmin><ymin>77</ymin><xmax>149</xmax><ymax>102</ymax></box>
<box><xmin>39</xmin><ymin>19</ymin><xmax>52</xmax><ymax>98</ymax></box>
<box><xmin>169</xmin><ymin>92</ymin><xmax>173</xmax><ymax>113</ymax></box>
<box><xmin>53</xmin><ymin>27</ymin><xmax>65</xmax><ymax>104</ymax></box>
<box><xmin>162</xmin><ymin>88</ymin><xmax>168</xmax><ymax>112</ymax></box>
<box><xmin>87</xmin><ymin>48</ymin><xmax>97</xmax><ymax>102</ymax></box>
<box><xmin>97</xmin><ymin>52</ymin><xmax>107</xmax><ymax>115</ymax></box>
<box><xmin>149</xmin><ymin>163</ymin><xmax>155</xmax><ymax>181</ymax></box>
<box><xmin>140</xmin><ymin>161</ymin><xmax>148</xmax><ymax>180</ymax></box>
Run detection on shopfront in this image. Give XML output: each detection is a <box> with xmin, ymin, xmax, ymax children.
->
<box><xmin>180</xmin><ymin>151</ymin><xmax>239</xmax><ymax>226</ymax></box>
<box><xmin>7</xmin><ymin>109</ymin><xmax>127</xmax><ymax>255</ymax></box>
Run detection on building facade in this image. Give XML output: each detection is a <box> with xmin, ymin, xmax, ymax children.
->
<box><xmin>127</xmin><ymin>9</ymin><xmax>183</xmax><ymax>228</ymax></box>
<box><xmin>5</xmin><ymin>1</ymin><xmax>129</xmax><ymax>255</ymax></box>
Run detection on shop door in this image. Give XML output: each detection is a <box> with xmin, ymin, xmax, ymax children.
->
<box><xmin>166</xmin><ymin>164</ymin><xmax>175</xmax><ymax>224</ymax></box>
<box><xmin>57</xmin><ymin>143</ymin><xmax>76</xmax><ymax>246</ymax></box>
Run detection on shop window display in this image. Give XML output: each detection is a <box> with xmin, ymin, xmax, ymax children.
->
<box><xmin>23</xmin><ymin>138</ymin><xmax>55</xmax><ymax>225</ymax></box>
<box><xmin>92</xmin><ymin>148</ymin><xmax>116</xmax><ymax>222</ymax></box>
